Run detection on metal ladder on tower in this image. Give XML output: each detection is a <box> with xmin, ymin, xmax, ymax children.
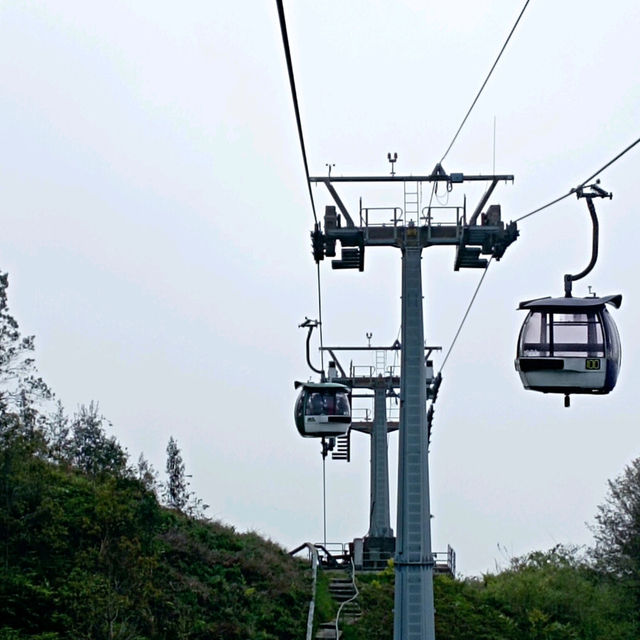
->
<box><xmin>403</xmin><ymin>181</ymin><xmax>420</xmax><ymax>225</ymax></box>
<box><xmin>375</xmin><ymin>350</ymin><xmax>386</xmax><ymax>374</ymax></box>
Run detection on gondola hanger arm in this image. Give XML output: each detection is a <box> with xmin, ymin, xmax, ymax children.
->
<box><xmin>299</xmin><ymin>317</ymin><xmax>324</xmax><ymax>377</ymax></box>
<box><xmin>564</xmin><ymin>182</ymin><xmax>612</xmax><ymax>297</ymax></box>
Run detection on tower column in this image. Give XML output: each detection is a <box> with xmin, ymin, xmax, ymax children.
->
<box><xmin>368</xmin><ymin>382</ymin><xmax>393</xmax><ymax>538</ymax></box>
<box><xmin>394</xmin><ymin>241</ymin><xmax>435</xmax><ymax>640</ymax></box>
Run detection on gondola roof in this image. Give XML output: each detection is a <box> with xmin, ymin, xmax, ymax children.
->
<box><xmin>518</xmin><ymin>294</ymin><xmax>622</xmax><ymax>312</ymax></box>
<box><xmin>294</xmin><ymin>380</ymin><xmax>350</xmax><ymax>391</ymax></box>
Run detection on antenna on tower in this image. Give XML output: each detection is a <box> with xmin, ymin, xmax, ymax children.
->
<box><xmin>387</xmin><ymin>152</ymin><xmax>397</xmax><ymax>176</ymax></box>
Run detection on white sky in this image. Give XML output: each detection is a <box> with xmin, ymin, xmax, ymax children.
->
<box><xmin>1</xmin><ymin>1</ymin><xmax>639</xmax><ymax>576</ymax></box>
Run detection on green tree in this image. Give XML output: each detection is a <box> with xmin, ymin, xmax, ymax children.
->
<box><xmin>136</xmin><ymin>452</ymin><xmax>159</xmax><ymax>495</ymax></box>
<box><xmin>69</xmin><ymin>403</ymin><xmax>128</xmax><ymax>477</ymax></box>
<box><xmin>592</xmin><ymin>457</ymin><xmax>640</xmax><ymax>576</ymax></box>
<box><xmin>46</xmin><ymin>400</ymin><xmax>70</xmax><ymax>464</ymax></box>
<box><xmin>591</xmin><ymin>456</ymin><xmax>640</xmax><ymax>613</ymax></box>
<box><xmin>0</xmin><ymin>272</ymin><xmax>51</xmax><ymax>414</ymax></box>
<box><xmin>164</xmin><ymin>436</ymin><xmax>189</xmax><ymax>512</ymax></box>
<box><xmin>481</xmin><ymin>546</ymin><xmax>635</xmax><ymax>640</ymax></box>
<box><xmin>163</xmin><ymin>437</ymin><xmax>208</xmax><ymax>518</ymax></box>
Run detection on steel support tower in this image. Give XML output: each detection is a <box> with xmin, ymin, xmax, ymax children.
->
<box><xmin>311</xmin><ymin>168</ymin><xmax>518</xmax><ymax>640</ymax></box>
<box><xmin>370</xmin><ymin>380</ymin><xmax>393</xmax><ymax>537</ymax></box>
<box><xmin>394</xmin><ymin>243</ymin><xmax>435</xmax><ymax>637</ymax></box>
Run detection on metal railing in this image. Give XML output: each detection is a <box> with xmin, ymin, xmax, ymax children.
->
<box><xmin>421</xmin><ymin>204</ymin><xmax>465</xmax><ymax>227</ymax></box>
<box><xmin>351</xmin><ymin>405</ymin><xmax>399</xmax><ymax>424</ymax></box>
<box><xmin>348</xmin><ymin>364</ymin><xmax>401</xmax><ymax>381</ymax></box>
<box><xmin>288</xmin><ymin>542</ymin><xmax>320</xmax><ymax>640</ymax></box>
<box><xmin>292</xmin><ymin>540</ymin><xmax>456</xmax><ymax>577</ymax></box>
<box><xmin>351</xmin><ymin>407</ymin><xmax>371</xmax><ymax>422</ymax></box>
<box><xmin>358</xmin><ymin>203</ymin><xmax>466</xmax><ymax>230</ymax></box>
<box><xmin>359</xmin><ymin>206</ymin><xmax>404</xmax><ymax>228</ymax></box>
<box><xmin>335</xmin><ymin>556</ymin><xmax>360</xmax><ymax>638</ymax></box>
<box><xmin>433</xmin><ymin>545</ymin><xmax>457</xmax><ymax>577</ymax></box>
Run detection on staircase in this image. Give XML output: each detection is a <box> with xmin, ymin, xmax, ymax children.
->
<box><xmin>314</xmin><ymin>571</ymin><xmax>361</xmax><ymax>639</ymax></box>
<box><xmin>331</xmin><ymin>433</ymin><xmax>350</xmax><ymax>462</ymax></box>
<box><xmin>315</xmin><ymin>621</ymin><xmax>341</xmax><ymax>640</ymax></box>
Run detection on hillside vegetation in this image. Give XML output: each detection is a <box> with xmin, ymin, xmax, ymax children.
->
<box><xmin>343</xmin><ymin>545</ymin><xmax>638</xmax><ymax>640</ymax></box>
<box><xmin>0</xmin><ymin>271</ymin><xmax>310</xmax><ymax>639</ymax></box>
<box><xmin>0</xmin><ymin>418</ymin><xmax>310</xmax><ymax>639</ymax></box>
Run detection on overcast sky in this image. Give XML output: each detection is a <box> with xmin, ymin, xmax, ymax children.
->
<box><xmin>1</xmin><ymin>1</ymin><xmax>639</xmax><ymax>576</ymax></box>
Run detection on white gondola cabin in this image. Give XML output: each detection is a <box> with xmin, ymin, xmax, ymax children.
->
<box><xmin>515</xmin><ymin>294</ymin><xmax>621</xmax><ymax>398</ymax></box>
<box><xmin>294</xmin><ymin>381</ymin><xmax>351</xmax><ymax>438</ymax></box>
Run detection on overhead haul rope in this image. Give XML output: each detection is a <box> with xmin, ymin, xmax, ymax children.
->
<box><xmin>439</xmin><ymin>257</ymin><xmax>493</xmax><ymax>374</ymax></box>
<box><xmin>316</xmin><ymin>264</ymin><xmax>325</xmax><ymax>372</ymax></box>
<box><xmin>276</xmin><ymin>0</ymin><xmax>326</xmax><ymax>369</ymax></box>
<box><xmin>432</xmin><ymin>0</ymin><xmax>530</xmax><ymax>370</ymax></box>
<box><xmin>515</xmin><ymin>134</ymin><xmax>640</xmax><ymax>223</ymax></box>
<box><xmin>429</xmin><ymin>0</ymin><xmax>530</xmax><ymax>366</ymax></box>
<box><xmin>276</xmin><ymin>0</ymin><xmax>317</xmax><ymax>224</ymax></box>
<box><xmin>440</xmin><ymin>0</ymin><xmax>531</xmax><ymax>163</ymax></box>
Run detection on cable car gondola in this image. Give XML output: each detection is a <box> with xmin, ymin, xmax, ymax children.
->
<box><xmin>515</xmin><ymin>294</ymin><xmax>622</xmax><ymax>398</ymax></box>
<box><xmin>294</xmin><ymin>381</ymin><xmax>351</xmax><ymax>438</ymax></box>
<box><xmin>514</xmin><ymin>182</ymin><xmax>622</xmax><ymax>406</ymax></box>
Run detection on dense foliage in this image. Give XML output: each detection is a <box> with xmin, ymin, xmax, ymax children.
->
<box><xmin>0</xmin><ymin>430</ymin><xmax>310</xmax><ymax>639</ymax></box>
<box><xmin>0</xmin><ymin>273</ymin><xmax>310</xmax><ymax>639</ymax></box>
<box><xmin>342</xmin><ymin>546</ymin><xmax>638</xmax><ymax>640</ymax></box>
<box><xmin>592</xmin><ymin>456</ymin><xmax>640</xmax><ymax>609</ymax></box>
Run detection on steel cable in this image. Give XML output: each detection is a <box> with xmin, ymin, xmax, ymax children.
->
<box><xmin>441</xmin><ymin>0</ymin><xmax>531</xmax><ymax>163</ymax></box>
<box><xmin>316</xmin><ymin>264</ymin><xmax>325</xmax><ymax>372</ymax></box>
<box><xmin>275</xmin><ymin>0</ymin><xmax>318</xmax><ymax>223</ymax></box>
<box><xmin>276</xmin><ymin>0</ymin><xmax>328</xmax><ymax>377</ymax></box>
<box><xmin>515</xmin><ymin>134</ymin><xmax>640</xmax><ymax>223</ymax></box>
<box><xmin>439</xmin><ymin>257</ymin><xmax>493</xmax><ymax>374</ymax></box>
